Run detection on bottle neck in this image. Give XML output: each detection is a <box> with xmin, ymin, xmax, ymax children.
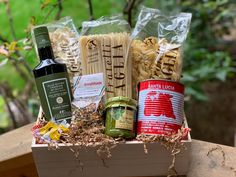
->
<box><xmin>38</xmin><ymin>46</ymin><xmax>54</xmax><ymax>61</ymax></box>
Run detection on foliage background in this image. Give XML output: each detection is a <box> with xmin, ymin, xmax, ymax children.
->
<box><xmin>0</xmin><ymin>0</ymin><xmax>235</xmax><ymax>145</ymax></box>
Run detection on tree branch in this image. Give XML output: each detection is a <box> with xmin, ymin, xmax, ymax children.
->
<box><xmin>0</xmin><ymin>83</ymin><xmax>18</xmax><ymax>129</ymax></box>
<box><xmin>1</xmin><ymin>1</ymin><xmax>33</xmax><ymax>77</ymax></box>
<box><xmin>42</xmin><ymin>6</ymin><xmax>55</xmax><ymax>23</ymax></box>
<box><xmin>55</xmin><ymin>0</ymin><xmax>63</xmax><ymax>20</ymax></box>
<box><xmin>0</xmin><ymin>82</ymin><xmax>32</xmax><ymax>127</ymax></box>
<box><xmin>15</xmin><ymin>51</ymin><xmax>33</xmax><ymax>77</ymax></box>
<box><xmin>13</xmin><ymin>97</ymin><xmax>32</xmax><ymax>124</ymax></box>
<box><xmin>0</xmin><ymin>34</ymin><xmax>8</xmax><ymax>43</ymax></box>
<box><xmin>4</xmin><ymin>0</ymin><xmax>17</xmax><ymax>41</ymax></box>
<box><xmin>8</xmin><ymin>56</ymin><xmax>33</xmax><ymax>82</ymax></box>
<box><xmin>21</xmin><ymin>80</ymin><xmax>35</xmax><ymax>104</ymax></box>
<box><xmin>87</xmin><ymin>0</ymin><xmax>94</xmax><ymax>20</ymax></box>
<box><xmin>123</xmin><ymin>0</ymin><xmax>136</xmax><ymax>26</ymax></box>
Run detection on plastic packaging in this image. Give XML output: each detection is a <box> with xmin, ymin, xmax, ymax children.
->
<box><xmin>131</xmin><ymin>7</ymin><xmax>191</xmax><ymax>98</ymax></box>
<box><xmin>81</xmin><ymin>15</ymin><xmax>131</xmax><ymax>35</ymax></box>
<box><xmin>72</xmin><ymin>73</ymin><xmax>105</xmax><ymax>124</ymax></box>
<box><xmin>32</xmin><ymin>119</ymin><xmax>69</xmax><ymax>143</ymax></box>
<box><xmin>79</xmin><ymin>15</ymin><xmax>133</xmax><ymax>99</ymax></box>
<box><xmin>32</xmin><ymin>17</ymin><xmax>81</xmax><ymax>84</ymax></box>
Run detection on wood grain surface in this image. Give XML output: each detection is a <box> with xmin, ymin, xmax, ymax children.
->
<box><xmin>0</xmin><ymin>123</ymin><xmax>235</xmax><ymax>177</ymax></box>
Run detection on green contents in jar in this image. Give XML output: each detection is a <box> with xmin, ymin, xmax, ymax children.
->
<box><xmin>105</xmin><ymin>96</ymin><xmax>137</xmax><ymax>139</ymax></box>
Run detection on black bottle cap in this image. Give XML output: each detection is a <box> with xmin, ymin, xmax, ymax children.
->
<box><xmin>34</xmin><ymin>26</ymin><xmax>51</xmax><ymax>48</ymax></box>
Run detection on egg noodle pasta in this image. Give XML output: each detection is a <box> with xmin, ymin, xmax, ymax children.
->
<box><xmin>131</xmin><ymin>7</ymin><xmax>191</xmax><ymax>98</ymax></box>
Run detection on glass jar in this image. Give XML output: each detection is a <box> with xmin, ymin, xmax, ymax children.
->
<box><xmin>105</xmin><ymin>96</ymin><xmax>137</xmax><ymax>139</ymax></box>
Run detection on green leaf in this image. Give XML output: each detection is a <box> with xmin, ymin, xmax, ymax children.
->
<box><xmin>40</xmin><ymin>0</ymin><xmax>52</xmax><ymax>9</ymax></box>
<box><xmin>0</xmin><ymin>112</ymin><xmax>10</xmax><ymax>128</ymax></box>
<box><xmin>0</xmin><ymin>97</ymin><xmax>10</xmax><ymax>129</ymax></box>
<box><xmin>182</xmin><ymin>73</ymin><xmax>196</xmax><ymax>82</ymax></box>
<box><xmin>0</xmin><ymin>58</ymin><xmax>8</xmax><ymax>68</ymax></box>
<box><xmin>185</xmin><ymin>87</ymin><xmax>208</xmax><ymax>101</ymax></box>
<box><xmin>215</xmin><ymin>70</ymin><xmax>227</xmax><ymax>81</ymax></box>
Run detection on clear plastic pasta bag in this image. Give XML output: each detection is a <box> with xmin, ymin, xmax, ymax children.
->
<box><xmin>131</xmin><ymin>6</ymin><xmax>192</xmax><ymax>97</ymax></box>
<box><xmin>47</xmin><ymin>17</ymin><xmax>81</xmax><ymax>82</ymax></box>
<box><xmin>79</xmin><ymin>15</ymin><xmax>133</xmax><ymax>99</ymax></box>
<box><xmin>32</xmin><ymin>17</ymin><xmax>81</xmax><ymax>84</ymax></box>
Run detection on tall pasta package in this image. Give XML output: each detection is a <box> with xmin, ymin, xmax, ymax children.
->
<box><xmin>132</xmin><ymin>7</ymin><xmax>192</xmax><ymax>98</ymax></box>
<box><xmin>32</xmin><ymin>17</ymin><xmax>81</xmax><ymax>85</ymax></box>
<box><xmin>79</xmin><ymin>15</ymin><xmax>133</xmax><ymax>99</ymax></box>
<box><xmin>47</xmin><ymin>17</ymin><xmax>81</xmax><ymax>83</ymax></box>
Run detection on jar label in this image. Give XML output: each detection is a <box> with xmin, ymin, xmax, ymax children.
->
<box><xmin>35</xmin><ymin>72</ymin><xmax>72</xmax><ymax>122</ymax></box>
<box><xmin>112</xmin><ymin>108</ymin><xmax>134</xmax><ymax>131</ymax></box>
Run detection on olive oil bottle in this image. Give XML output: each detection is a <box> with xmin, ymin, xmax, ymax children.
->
<box><xmin>33</xmin><ymin>26</ymin><xmax>72</xmax><ymax>122</ymax></box>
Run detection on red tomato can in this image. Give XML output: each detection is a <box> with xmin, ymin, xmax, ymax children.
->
<box><xmin>137</xmin><ymin>80</ymin><xmax>184</xmax><ymax>135</ymax></box>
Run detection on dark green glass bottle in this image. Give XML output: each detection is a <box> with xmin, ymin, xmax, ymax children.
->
<box><xmin>33</xmin><ymin>26</ymin><xmax>72</xmax><ymax>122</ymax></box>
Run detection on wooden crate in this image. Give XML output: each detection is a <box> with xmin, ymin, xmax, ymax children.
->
<box><xmin>31</xmin><ymin>121</ymin><xmax>191</xmax><ymax>177</ymax></box>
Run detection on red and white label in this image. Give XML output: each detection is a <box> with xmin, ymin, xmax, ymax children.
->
<box><xmin>137</xmin><ymin>80</ymin><xmax>184</xmax><ymax>135</ymax></box>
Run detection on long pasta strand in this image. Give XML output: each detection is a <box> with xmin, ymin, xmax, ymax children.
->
<box><xmin>79</xmin><ymin>32</ymin><xmax>133</xmax><ymax>99</ymax></box>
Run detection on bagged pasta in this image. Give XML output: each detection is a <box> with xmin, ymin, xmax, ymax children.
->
<box><xmin>32</xmin><ymin>17</ymin><xmax>81</xmax><ymax>84</ymax></box>
<box><xmin>48</xmin><ymin>17</ymin><xmax>81</xmax><ymax>82</ymax></box>
<box><xmin>131</xmin><ymin>7</ymin><xmax>191</xmax><ymax>97</ymax></box>
<box><xmin>79</xmin><ymin>15</ymin><xmax>133</xmax><ymax>99</ymax></box>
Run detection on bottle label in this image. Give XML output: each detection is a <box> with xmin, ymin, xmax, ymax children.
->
<box><xmin>35</xmin><ymin>72</ymin><xmax>72</xmax><ymax>122</ymax></box>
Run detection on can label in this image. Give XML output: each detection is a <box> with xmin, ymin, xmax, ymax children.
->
<box><xmin>137</xmin><ymin>80</ymin><xmax>184</xmax><ymax>135</ymax></box>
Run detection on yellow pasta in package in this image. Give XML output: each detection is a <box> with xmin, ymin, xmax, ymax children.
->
<box><xmin>79</xmin><ymin>15</ymin><xmax>133</xmax><ymax>99</ymax></box>
<box><xmin>32</xmin><ymin>17</ymin><xmax>81</xmax><ymax>85</ymax></box>
<box><xmin>131</xmin><ymin>7</ymin><xmax>192</xmax><ymax>98</ymax></box>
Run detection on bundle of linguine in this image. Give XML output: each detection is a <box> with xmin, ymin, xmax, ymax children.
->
<box><xmin>79</xmin><ymin>32</ymin><xmax>132</xmax><ymax>99</ymax></box>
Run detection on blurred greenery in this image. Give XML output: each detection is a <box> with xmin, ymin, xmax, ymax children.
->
<box><xmin>179</xmin><ymin>0</ymin><xmax>236</xmax><ymax>100</ymax></box>
<box><xmin>0</xmin><ymin>0</ymin><xmax>126</xmax><ymax>130</ymax></box>
<box><xmin>0</xmin><ymin>0</ymin><xmax>235</xmax><ymax>132</ymax></box>
<box><xmin>0</xmin><ymin>97</ymin><xmax>11</xmax><ymax>128</ymax></box>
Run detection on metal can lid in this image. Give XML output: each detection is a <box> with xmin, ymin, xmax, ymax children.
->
<box><xmin>105</xmin><ymin>96</ymin><xmax>137</xmax><ymax>109</ymax></box>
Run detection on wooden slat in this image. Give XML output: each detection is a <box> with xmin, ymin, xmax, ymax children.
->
<box><xmin>0</xmin><ymin>123</ymin><xmax>38</xmax><ymax>177</ymax></box>
<box><xmin>0</xmin><ymin>123</ymin><xmax>34</xmax><ymax>162</ymax></box>
<box><xmin>32</xmin><ymin>141</ymin><xmax>190</xmax><ymax>177</ymax></box>
<box><xmin>234</xmin><ymin>130</ymin><xmax>236</xmax><ymax>147</ymax></box>
<box><xmin>188</xmin><ymin>139</ymin><xmax>236</xmax><ymax>177</ymax></box>
<box><xmin>0</xmin><ymin>123</ymin><xmax>236</xmax><ymax>177</ymax></box>
<box><xmin>0</xmin><ymin>153</ymin><xmax>38</xmax><ymax>177</ymax></box>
